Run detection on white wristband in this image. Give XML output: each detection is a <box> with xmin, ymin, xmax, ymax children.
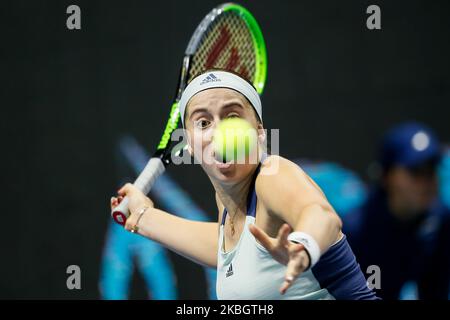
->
<box><xmin>287</xmin><ymin>232</ymin><xmax>321</xmax><ymax>269</ymax></box>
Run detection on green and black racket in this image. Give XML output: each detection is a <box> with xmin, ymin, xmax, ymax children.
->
<box><xmin>112</xmin><ymin>3</ymin><xmax>268</xmax><ymax>224</ymax></box>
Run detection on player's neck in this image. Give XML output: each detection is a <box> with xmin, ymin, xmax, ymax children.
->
<box><xmin>212</xmin><ymin>171</ymin><xmax>255</xmax><ymax>215</ymax></box>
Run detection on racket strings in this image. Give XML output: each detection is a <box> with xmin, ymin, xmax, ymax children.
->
<box><xmin>189</xmin><ymin>12</ymin><xmax>257</xmax><ymax>84</ymax></box>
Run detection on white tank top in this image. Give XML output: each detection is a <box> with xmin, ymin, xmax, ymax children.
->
<box><xmin>216</xmin><ymin>165</ymin><xmax>335</xmax><ymax>300</ymax></box>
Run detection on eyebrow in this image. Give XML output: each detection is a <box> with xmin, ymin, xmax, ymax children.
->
<box><xmin>189</xmin><ymin>108</ymin><xmax>209</xmax><ymax>120</ymax></box>
<box><xmin>221</xmin><ymin>101</ymin><xmax>245</xmax><ymax>111</ymax></box>
<box><xmin>188</xmin><ymin>100</ymin><xmax>245</xmax><ymax>120</ymax></box>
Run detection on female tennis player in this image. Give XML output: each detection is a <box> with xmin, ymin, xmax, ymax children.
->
<box><xmin>111</xmin><ymin>70</ymin><xmax>378</xmax><ymax>300</ymax></box>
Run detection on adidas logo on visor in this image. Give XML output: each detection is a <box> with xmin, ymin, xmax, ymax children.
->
<box><xmin>200</xmin><ymin>73</ymin><xmax>221</xmax><ymax>85</ymax></box>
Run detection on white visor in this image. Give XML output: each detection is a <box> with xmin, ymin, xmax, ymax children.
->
<box><xmin>178</xmin><ymin>70</ymin><xmax>262</xmax><ymax>127</ymax></box>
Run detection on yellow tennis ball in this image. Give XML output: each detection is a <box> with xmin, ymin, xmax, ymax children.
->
<box><xmin>213</xmin><ymin>118</ymin><xmax>258</xmax><ymax>163</ymax></box>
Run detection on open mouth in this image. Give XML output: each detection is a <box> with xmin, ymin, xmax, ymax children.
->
<box><xmin>212</xmin><ymin>151</ymin><xmax>233</xmax><ymax>169</ymax></box>
<box><xmin>213</xmin><ymin>158</ymin><xmax>233</xmax><ymax>169</ymax></box>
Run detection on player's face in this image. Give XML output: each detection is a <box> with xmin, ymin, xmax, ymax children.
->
<box><xmin>185</xmin><ymin>88</ymin><xmax>263</xmax><ymax>184</ymax></box>
<box><xmin>384</xmin><ymin>162</ymin><xmax>438</xmax><ymax>220</ymax></box>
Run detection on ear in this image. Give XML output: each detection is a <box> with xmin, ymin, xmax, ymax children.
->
<box><xmin>187</xmin><ymin>142</ymin><xmax>193</xmax><ymax>155</ymax></box>
<box><xmin>184</xmin><ymin>128</ymin><xmax>194</xmax><ymax>156</ymax></box>
<box><xmin>257</xmin><ymin>122</ymin><xmax>266</xmax><ymax>144</ymax></box>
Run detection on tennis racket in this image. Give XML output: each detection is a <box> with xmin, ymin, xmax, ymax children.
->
<box><xmin>112</xmin><ymin>2</ymin><xmax>268</xmax><ymax>224</ymax></box>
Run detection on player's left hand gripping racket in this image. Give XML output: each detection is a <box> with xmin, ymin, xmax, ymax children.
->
<box><xmin>112</xmin><ymin>3</ymin><xmax>268</xmax><ymax>224</ymax></box>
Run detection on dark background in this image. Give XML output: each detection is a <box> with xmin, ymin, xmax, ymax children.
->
<box><xmin>1</xmin><ymin>0</ymin><xmax>449</xmax><ymax>298</ymax></box>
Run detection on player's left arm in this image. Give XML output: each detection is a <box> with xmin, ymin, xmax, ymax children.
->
<box><xmin>257</xmin><ymin>155</ymin><xmax>342</xmax><ymax>251</ymax></box>
<box><xmin>249</xmin><ymin>155</ymin><xmax>342</xmax><ymax>293</ymax></box>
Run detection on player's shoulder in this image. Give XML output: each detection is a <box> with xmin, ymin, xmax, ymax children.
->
<box><xmin>255</xmin><ymin>155</ymin><xmax>316</xmax><ymax>198</ymax></box>
<box><xmin>259</xmin><ymin>154</ymin><xmax>304</xmax><ymax>175</ymax></box>
<box><xmin>257</xmin><ymin>155</ymin><xmax>312</xmax><ymax>186</ymax></box>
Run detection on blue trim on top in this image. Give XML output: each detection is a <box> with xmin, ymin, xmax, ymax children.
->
<box><xmin>221</xmin><ymin>209</ymin><xmax>227</xmax><ymax>226</ymax></box>
<box><xmin>247</xmin><ymin>185</ymin><xmax>257</xmax><ymax>218</ymax></box>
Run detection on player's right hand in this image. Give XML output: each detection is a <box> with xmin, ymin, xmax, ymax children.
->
<box><xmin>111</xmin><ymin>183</ymin><xmax>154</xmax><ymax>228</ymax></box>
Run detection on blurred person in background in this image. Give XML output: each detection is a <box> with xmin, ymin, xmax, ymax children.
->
<box><xmin>343</xmin><ymin>122</ymin><xmax>450</xmax><ymax>299</ymax></box>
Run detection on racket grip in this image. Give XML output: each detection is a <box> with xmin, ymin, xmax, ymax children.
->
<box><xmin>111</xmin><ymin>157</ymin><xmax>166</xmax><ymax>225</ymax></box>
<box><xmin>111</xmin><ymin>196</ymin><xmax>130</xmax><ymax>225</ymax></box>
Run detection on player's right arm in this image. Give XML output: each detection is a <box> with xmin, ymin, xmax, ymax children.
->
<box><xmin>112</xmin><ymin>183</ymin><xmax>218</xmax><ymax>268</ymax></box>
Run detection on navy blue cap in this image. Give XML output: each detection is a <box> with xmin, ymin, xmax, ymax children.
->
<box><xmin>380</xmin><ymin>122</ymin><xmax>441</xmax><ymax>169</ymax></box>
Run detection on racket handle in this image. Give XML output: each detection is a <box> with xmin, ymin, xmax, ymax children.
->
<box><xmin>111</xmin><ymin>157</ymin><xmax>166</xmax><ymax>225</ymax></box>
<box><xmin>111</xmin><ymin>196</ymin><xmax>130</xmax><ymax>225</ymax></box>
